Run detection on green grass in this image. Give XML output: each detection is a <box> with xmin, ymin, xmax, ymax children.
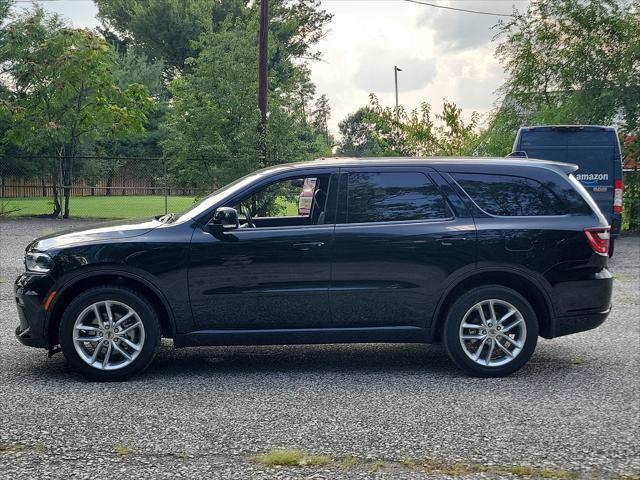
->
<box><xmin>114</xmin><ymin>443</ymin><xmax>133</xmax><ymax>456</ymax></box>
<box><xmin>254</xmin><ymin>449</ymin><xmax>333</xmax><ymax>467</ymax></box>
<box><xmin>0</xmin><ymin>195</ymin><xmax>301</xmax><ymax>220</ymax></box>
<box><xmin>0</xmin><ymin>196</ymin><xmax>197</xmax><ymax>219</ymax></box>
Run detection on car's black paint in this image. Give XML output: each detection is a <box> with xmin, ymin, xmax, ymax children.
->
<box><xmin>15</xmin><ymin>157</ymin><xmax>613</xmax><ymax>352</ymax></box>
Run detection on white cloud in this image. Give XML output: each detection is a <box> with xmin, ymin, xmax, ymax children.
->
<box><xmin>416</xmin><ymin>1</ymin><xmax>528</xmax><ymax>52</ymax></box>
<box><xmin>354</xmin><ymin>47</ymin><xmax>437</xmax><ymax>93</ymax></box>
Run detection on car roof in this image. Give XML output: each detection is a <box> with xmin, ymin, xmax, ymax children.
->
<box><xmin>272</xmin><ymin>156</ymin><xmax>578</xmax><ymax>173</ymax></box>
<box><xmin>518</xmin><ymin>125</ymin><xmax>617</xmax><ymax>132</ymax></box>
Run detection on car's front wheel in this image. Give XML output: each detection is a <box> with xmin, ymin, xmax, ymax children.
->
<box><xmin>59</xmin><ymin>286</ymin><xmax>161</xmax><ymax>381</ymax></box>
<box><xmin>443</xmin><ymin>285</ymin><xmax>538</xmax><ymax>377</ymax></box>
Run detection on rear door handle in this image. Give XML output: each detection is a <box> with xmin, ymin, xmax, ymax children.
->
<box><xmin>293</xmin><ymin>241</ymin><xmax>325</xmax><ymax>251</ymax></box>
<box><xmin>438</xmin><ymin>237</ymin><xmax>467</xmax><ymax>246</ymax></box>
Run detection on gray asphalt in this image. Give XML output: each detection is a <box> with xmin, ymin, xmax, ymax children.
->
<box><xmin>0</xmin><ymin>218</ymin><xmax>638</xmax><ymax>480</ymax></box>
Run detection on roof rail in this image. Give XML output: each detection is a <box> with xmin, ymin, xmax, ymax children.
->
<box><xmin>506</xmin><ymin>151</ymin><xmax>528</xmax><ymax>159</ymax></box>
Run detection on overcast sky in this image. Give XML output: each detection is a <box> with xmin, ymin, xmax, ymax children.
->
<box><xmin>13</xmin><ymin>0</ymin><xmax>529</xmax><ymax>133</ymax></box>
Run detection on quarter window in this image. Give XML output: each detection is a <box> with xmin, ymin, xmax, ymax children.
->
<box><xmin>346</xmin><ymin>172</ymin><xmax>449</xmax><ymax>223</ymax></box>
<box><xmin>452</xmin><ymin>173</ymin><xmax>568</xmax><ymax>216</ymax></box>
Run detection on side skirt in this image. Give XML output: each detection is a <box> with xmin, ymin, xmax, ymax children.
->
<box><xmin>173</xmin><ymin>326</ymin><xmax>434</xmax><ymax>348</ymax></box>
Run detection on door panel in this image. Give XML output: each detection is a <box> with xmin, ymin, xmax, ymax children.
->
<box><xmin>330</xmin><ymin>220</ymin><xmax>475</xmax><ymax>328</ymax></box>
<box><xmin>330</xmin><ymin>168</ymin><xmax>476</xmax><ymax>328</ymax></box>
<box><xmin>189</xmin><ymin>225</ymin><xmax>333</xmax><ymax>329</ymax></box>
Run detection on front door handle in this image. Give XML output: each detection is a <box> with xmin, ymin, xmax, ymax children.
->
<box><xmin>293</xmin><ymin>241</ymin><xmax>325</xmax><ymax>251</ymax></box>
<box><xmin>438</xmin><ymin>237</ymin><xmax>467</xmax><ymax>246</ymax></box>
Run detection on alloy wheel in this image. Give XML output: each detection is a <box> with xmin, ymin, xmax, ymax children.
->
<box><xmin>458</xmin><ymin>299</ymin><xmax>527</xmax><ymax>367</ymax></box>
<box><xmin>72</xmin><ymin>300</ymin><xmax>145</xmax><ymax>371</ymax></box>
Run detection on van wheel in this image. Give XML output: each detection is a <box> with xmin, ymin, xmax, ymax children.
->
<box><xmin>442</xmin><ymin>285</ymin><xmax>538</xmax><ymax>377</ymax></box>
<box><xmin>608</xmin><ymin>238</ymin><xmax>615</xmax><ymax>258</ymax></box>
<box><xmin>59</xmin><ymin>286</ymin><xmax>161</xmax><ymax>381</ymax></box>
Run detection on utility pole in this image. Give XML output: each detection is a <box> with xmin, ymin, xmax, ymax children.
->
<box><xmin>394</xmin><ymin>65</ymin><xmax>402</xmax><ymax>110</ymax></box>
<box><xmin>258</xmin><ymin>0</ymin><xmax>269</xmax><ymax>166</ymax></box>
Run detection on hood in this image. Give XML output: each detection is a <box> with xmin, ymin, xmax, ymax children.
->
<box><xmin>28</xmin><ymin>217</ymin><xmax>163</xmax><ymax>252</ymax></box>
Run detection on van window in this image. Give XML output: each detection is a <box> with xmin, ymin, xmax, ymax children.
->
<box><xmin>346</xmin><ymin>172</ymin><xmax>449</xmax><ymax>223</ymax></box>
<box><xmin>453</xmin><ymin>173</ymin><xmax>569</xmax><ymax>216</ymax></box>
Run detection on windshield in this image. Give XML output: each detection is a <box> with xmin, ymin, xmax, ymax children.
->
<box><xmin>173</xmin><ymin>165</ymin><xmax>288</xmax><ymax>223</ymax></box>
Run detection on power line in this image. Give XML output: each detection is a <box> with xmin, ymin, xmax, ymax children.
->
<box><xmin>404</xmin><ymin>0</ymin><xmax>512</xmax><ymax>17</ymax></box>
<box><xmin>14</xmin><ymin>0</ymin><xmax>514</xmax><ymax>17</ymax></box>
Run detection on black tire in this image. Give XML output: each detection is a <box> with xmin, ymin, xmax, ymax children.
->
<box><xmin>442</xmin><ymin>285</ymin><xmax>539</xmax><ymax>377</ymax></box>
<box><xmin>608</xmin><ymin>238</ymin><xmax>615</xmax><ymax>258</ymax></box>
<box><xmin>59</xmin><ymin>286</ymin><xmax>161</xmax><ymax>381</ymax></box>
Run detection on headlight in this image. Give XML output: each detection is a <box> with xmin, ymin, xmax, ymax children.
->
<box><xmin>25</xmin><ymin>252</ymin><xmax>54</xmax><ymax>273</ymax></box>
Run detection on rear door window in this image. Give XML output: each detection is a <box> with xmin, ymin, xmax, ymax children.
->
<box><xmin>345</xmin><ymin>172</ymin><xmax>449</xmax><ymax>223</ymax></box>
<box><xmin>452</xmin><ymin>173</ymin><xmax>568</xmax><ymax>216</ymax></box>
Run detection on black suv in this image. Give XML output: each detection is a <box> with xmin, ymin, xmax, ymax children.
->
<box><xmin>15</xmin><ymin>158</ymin><xmax>613</xmax><ymax>381</ymax></box>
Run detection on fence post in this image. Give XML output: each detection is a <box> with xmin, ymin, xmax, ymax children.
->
<box><xmin>163</xmin><ymin>159</ymin><xmax>168</xmax><ymax>215</ymax></box>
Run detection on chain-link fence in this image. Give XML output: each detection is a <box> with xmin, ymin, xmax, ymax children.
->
<box><xmin>0</xmin><ymin>156</ymin><xmax>199</xmax><ymax>219</ymax></box>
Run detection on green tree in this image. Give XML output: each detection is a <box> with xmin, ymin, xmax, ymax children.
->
<box><xmin>161</xmin><ymin>2</ymin><xmax>332</xmax><ymax>192</ymax></box>
<box><xmin>95</xmin><ymin>0</ymin><xmax>331</xmax><ymax>78</ymax></box>
<box><xmin>1</xmin><ymin>7</ymin><xmax>153</xmax><ymax>217</ymax></box>
<box><xmin>94</xmin><ymin>0</ymin><xmax>214</xmax><ymax>73</ymax></box>
<box><xmin>338</xmin><ymin>95</ymin><xmax>479</xmax><ymax>157</ymax></box>
<box><xmin>477</xmin><ymin>0</ymin><xmax>639</xmax><ymax>157</ymax></box>
<box><xmin>338</xmin><ymin>107</ymin><xmax>385</xmax><ymax>157</ymax></box>
<box><xmin>92</xmin><ymin>46</ymin><xmax>168</xmax><ymax>195</ymax></box>
<box><xmin>495</xmin><ymin>0</ymin><xmax>640</xmax><ymax>128</ymax></box>
<box><xmin>312</xmin><ymin>94</ymin><xmax>331</xmax><ymax>145</ymax></box>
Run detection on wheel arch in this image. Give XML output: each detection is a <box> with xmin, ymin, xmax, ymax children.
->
<box><xmin>46</xmin><ymin>267</ymin><xmax>176</xmax><ymax>348</ymax></box>
<box><xmin>431</xmin><ymin>269</ymin><xmax>555</xmax><ymax>341</ymax></box>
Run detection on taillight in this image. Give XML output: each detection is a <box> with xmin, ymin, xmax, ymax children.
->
<box><xmin>584</xmin><ymin>227</ymin><xmax>610</xmax><ymax>255</ymax></box>
<box><xmin>613</xmin><ymin>179</ymin><xmax>623</xmax><ymax>214</ymax></box>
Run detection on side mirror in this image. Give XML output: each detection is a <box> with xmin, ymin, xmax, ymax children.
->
<box><xmin>207</xmin><ymin>207</ymin><xmax>239</xmax><ymax>232</ymax></box>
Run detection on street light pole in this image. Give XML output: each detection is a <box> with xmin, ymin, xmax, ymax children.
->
<box><xmin>394</xmin><ymin>65</ymin><xmax>402</xmax><ymax>109</ymax></box>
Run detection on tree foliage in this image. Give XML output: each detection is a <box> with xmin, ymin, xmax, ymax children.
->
<box><xmin>94</xmin><ymin>0</ymin><xmax>214</xmax><ymax>73</ymax></box>
<box><xmin>494</xmin><ymin>0</ymin><xmax>639</xmax><ymax>128</ymax></box>
<box><xmin>161</xmin><ymin>2</ymin><xmax>332</xmax><ymax>192</ymax></box>
<box><xmin>0</xmin><ymin>7</ymin><xmax>153</xmax><ymax>217</ymax></box>
<box><xmin>95</xmin><ymin>0</ymin><xmax>332</xmax><ymax>77</ymax></box>
<box><xmin>476</xmin><ymin>0</ymin><xmax>640</xmax><ymax>158</ymax></box>
<box><xmin>338</xmin><ymin>95</ymin><xmax>479</xmax><ymax>157</ymax></box>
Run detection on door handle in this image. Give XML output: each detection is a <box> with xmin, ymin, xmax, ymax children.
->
<box><xmin>293</xmin><ymin>241</ymin><xmax>325</xmax><ymax>251</ymax></box>
<box><xmin>438</xmin><ymin>237</ymin><xmax>467</xmax><ymax>246</ymax></box>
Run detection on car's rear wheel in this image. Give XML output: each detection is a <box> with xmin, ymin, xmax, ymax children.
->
<box><xmin>443</xmin><ymin>285</ymin><xmax>538</xmax><ymax>377</ymax></box>
<box><xmin>59</xmin><ymin>286</ymin><xmax>161</xmax><ymax>381</ymax></box>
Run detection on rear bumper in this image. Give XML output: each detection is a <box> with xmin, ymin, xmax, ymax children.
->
<box><xmin>546</xmin><ymin>307</ymin><xmax>611</xmax><ymax>338</ymax></box>
<box><xmin>14</xmin><ymin>274</ymin><xmax>50</xmax><ymax>349</ymax></box>
<box><xmin>545</xmin><ymin>267</ymin><xmax>613</xmax><ymax>339</ymax></box>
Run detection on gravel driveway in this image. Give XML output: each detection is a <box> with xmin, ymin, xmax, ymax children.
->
<box><xmin>1</xmin><ymin>218</ymin><xmax>638</xmax><ymax>480</ymax></box>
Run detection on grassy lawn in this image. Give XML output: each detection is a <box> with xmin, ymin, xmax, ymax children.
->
<box><xmin>0</xmin><ymin>196</ymin><xmax>198</xmax><ymax>219</ymax></box>
<box><xmin>0</xmin><ymin>195</ymin><xmax>301</xmax><ymax>219</ymax></box>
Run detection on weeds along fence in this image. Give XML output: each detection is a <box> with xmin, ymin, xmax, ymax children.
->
<box><xmin>623</xmin><ymin>169</ymin><xmax>640</xmax><ymax>232</ymax></box>
<box><xmin>0</xmin><ymin>155</ymin><xmax>199</xmax><ymax>219</ymax></box>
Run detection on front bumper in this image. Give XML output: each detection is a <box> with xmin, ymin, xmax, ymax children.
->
<box><xmin>14</xmin><ymin>273</ymin><xmax>52</xmax><ymax>349</ymax></box>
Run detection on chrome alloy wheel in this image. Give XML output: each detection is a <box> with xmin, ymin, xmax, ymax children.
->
<box><xmin>459</xmin><ymin>299</ymin><xmax>527</xmax><ymax>367</ymax></box>
<box><xmin>72</xmin><ymin>300</ymin><xmax>145</xmax><ymax>371</ymax></box>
